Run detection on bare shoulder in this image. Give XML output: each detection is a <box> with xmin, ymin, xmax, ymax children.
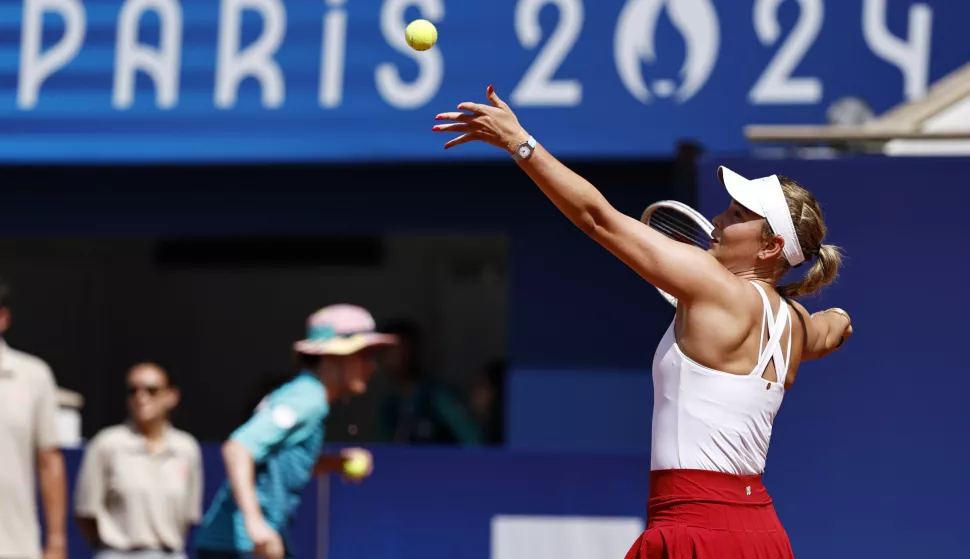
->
<box><xmin>702</xmin><ymin>273</ymin><xmax>765</xmax><ymax>316</ymax></box>
<box><xmin>686</xmin><ymin>253</ymin><xmax>758</xmax><ymax>308</ymax></box>
<box><xmin>679</xmin><ymin>276</ymin><xmax>764</xmax><ymax>352</ymax></box>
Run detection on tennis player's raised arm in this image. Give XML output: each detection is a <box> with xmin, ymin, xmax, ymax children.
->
<box><xmin>432</xmin><ymin>85</ymin><xmax>735</xmax><ymax>303</ymax></box>
<box><xmin>518</xmin><ymin>146</ymin><xmax>733</xmax><ymax>302</ymax></box>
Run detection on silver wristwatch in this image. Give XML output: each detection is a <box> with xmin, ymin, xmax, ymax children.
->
<box><xmin>510</xmin><ymin>135</ymin><xmax>537</xmax><ymax>161</ymax></box>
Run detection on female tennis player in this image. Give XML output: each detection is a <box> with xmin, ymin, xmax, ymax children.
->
<box><xmin>432</xmin><ymin>86</ymin><xmax>853</xmax><ymax>558</ymax></box>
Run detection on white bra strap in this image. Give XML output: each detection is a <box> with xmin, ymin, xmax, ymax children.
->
<box><xmin>748</xmin><ymin>283</ymin><xmax>790</xmax><ymax>381</ymax></box>
<box><xmin>749</xmin><ymin>283</ymin><xmax>773</xmax><ymax>377</ymax></box>
<box><xmin>752</xmin><ymin>306</ymin><xmax>789</xmax><ymax>379</ymax></box>
<box><xmin>780</xmin><ymin>300</ymin><xmax>793</xmax><ymax>386</ymax></box>
<box><xmin>768</xmin><ymin>305</ymin><xmax>792</xmax><ymax>386</ymax></box>
<box><xmin>757</xmin><ymin>294</ymin><xmax>767</xmax><ymax>356</ymax></box>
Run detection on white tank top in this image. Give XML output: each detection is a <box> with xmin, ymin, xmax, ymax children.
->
<box><xmin>650</xmin><ymin>282</ymin><xmax>792</xmax><ymax>476</ymax></box>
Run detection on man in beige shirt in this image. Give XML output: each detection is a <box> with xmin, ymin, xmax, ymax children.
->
<box><xmin>0</xmin><ymin>278</ymin><xmax>68</xmax><ymax>559</ymax></box>
<box><xmin>74</xmin><ymin>363</ymin><xmax>203</xmax><ymax>559</ymax></box>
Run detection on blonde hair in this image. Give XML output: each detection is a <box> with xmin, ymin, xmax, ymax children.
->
<box><xmin>762</xmin><ymin>176</ymin><xmax>843</xmax><ymax>298</ymax></box>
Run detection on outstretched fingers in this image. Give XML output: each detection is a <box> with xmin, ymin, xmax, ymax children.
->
<box><xmin>443</xmin><ymin>133</ymin><xmax>478</xmax><ymax>150</ymax></box>
<box><xmin>434</xmin><ymin>111</ymin><xmax>476</xmax><ymax>122</ymax></box>
<box><xmin>457</xmin><ymin>102</ymin><xmax>491</xmax><ymax>115</ymax></box>
<box><xmin>433</xmin><ymin>122</ymin><xmax>479</xmax><ymax>133</ymax></box>
<box><xmin>486</xmin><ymin>84</ymin><xmax>509</xmax><ymax>110</ymax></box>
<box><xmin>434</xmin><ymin>96</ymin><xmax>502</xmax><ymax>149</ymax></box>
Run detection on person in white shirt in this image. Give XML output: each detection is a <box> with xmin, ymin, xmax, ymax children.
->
<box><xmin>75</xmin><ymin>363</ymin><xmax>203</xmax><ymax>559</ymax></box>
<box><xmin>0</xmin><ymin>277</ymin><xmax>68</xmax><ymax>559</ymax></box>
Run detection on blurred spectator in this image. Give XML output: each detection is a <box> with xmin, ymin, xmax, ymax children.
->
<box><xmin>469</xmin><ymin>359</ymin><xmax>507</xmax><ymax>446</ymax></box>
<box><xmin>194</xmin><ymin>304</ymin><xmax>389</xmax><ymax>559</ymax></box>
<box><xmin>378</xmin><ymin>319</ymin><xmax>481</xmax><ymax>445</ymax></box>
<box><xmin>74</xmin><ymin>363</ymin><xmax>203</xmax><ymax>559</ymax></box>
<box><xmin>0</xmin><ymin>276</ymin><xmax>68</xmax><ymax>559</ymax></box>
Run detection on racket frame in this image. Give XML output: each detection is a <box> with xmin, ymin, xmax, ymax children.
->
<box><xmin>639</xmin><ymin>200</ymin><xmax>716</xmax><ymax>307</ymax></box>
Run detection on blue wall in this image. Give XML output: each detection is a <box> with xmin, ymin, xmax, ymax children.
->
<box><xmin>61</xmin><ymin>445</ymin><xmax>650</xmax><ymax>559</ymax></box>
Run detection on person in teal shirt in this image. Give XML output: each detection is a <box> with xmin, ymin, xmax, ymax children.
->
<box><xmin>195</xmin><ymin>305</ymin><xmax>397</xmax><ymax>559</ymax></box>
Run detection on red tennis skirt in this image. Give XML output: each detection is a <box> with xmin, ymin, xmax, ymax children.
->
<box><xmin>624</xmin><ymin>469</ymin><xmax>795</xmax><ymax>559</ymax></box>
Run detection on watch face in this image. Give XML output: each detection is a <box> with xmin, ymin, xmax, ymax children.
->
<box><xmin>518</xmin><ymin>145</ymin><xmax>532</xmax><ymax>158</ymax></box>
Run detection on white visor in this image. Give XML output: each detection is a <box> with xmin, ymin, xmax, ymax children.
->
<box><xmin>718</xmin><ymin>166</ymin><xmax>805</xmax><ymax>267</ymax></box>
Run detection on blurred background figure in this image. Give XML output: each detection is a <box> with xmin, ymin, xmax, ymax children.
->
<box><xmin>194</xmin><ymin>305</ymin><xmax>390</xmax><ymax>559</ymax></box>
<box><xmin>74</xmin><ymin>363</ymin><xmax>202</xmax><ymax>559</ymax></box>
<box><xmin>0</xmin><ymin>277</ymin><xmax>68</xmax><ymax>559</ymax></box>
<box><xmin>468</xmin><ymin>358</ymin><xmax>506</xmax><ymax>446</ymax></box>
<box><xmin>377</xmin><ymin>319</ymin><xmax>482</xmax><ymax>445</ymax></box>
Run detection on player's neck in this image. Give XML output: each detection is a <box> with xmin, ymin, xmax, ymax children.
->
<box><xmin>730</xmin><ymin>261</ymin><xmax>778</xmax><ymax>285</ymax></box>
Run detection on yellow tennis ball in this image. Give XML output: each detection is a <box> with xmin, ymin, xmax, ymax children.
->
<box><xmin>406</xmin><ymin>19</ymin><xmax>438</xmax><ymax>51</ymax></box>
<box><xmin>343</xmin><ymin>454</ymin><xmax>369</xmax><ymax>479</ymax></box>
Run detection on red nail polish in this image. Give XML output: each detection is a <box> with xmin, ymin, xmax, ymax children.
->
<box><xmin>432</xmin><ymin>126</ymin><xmax>440</xmax><ymax>131</ymax></box>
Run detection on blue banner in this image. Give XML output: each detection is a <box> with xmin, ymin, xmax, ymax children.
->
<box><xmin>1</xmin><ymin>0</ymin><xmax>969</xmax><ymax>161</ymax></box>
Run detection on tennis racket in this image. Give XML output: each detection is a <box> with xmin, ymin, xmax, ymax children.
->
<box><xmin>639</xmin><ymin>200</ymin><xmax>715</xmax><ymax>307</ymax></box>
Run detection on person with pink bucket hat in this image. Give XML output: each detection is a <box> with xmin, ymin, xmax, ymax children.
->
<box><xmin>194</xmin><ymin>305</ymin><xmax>396</xmax><ymax>559</ymax></box>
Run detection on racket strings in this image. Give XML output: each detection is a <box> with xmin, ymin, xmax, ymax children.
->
<box><xmin>648</xmin><ymin>210</ymin><xmax>711</xmax><ymax>249</ymax></box>
<box><xmin>651</xmin><ymin>221</ymin><xmax>708</xmax><ymax>247</ymax></box>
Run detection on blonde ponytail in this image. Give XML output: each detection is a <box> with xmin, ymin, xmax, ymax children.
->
<box><xmin>779</xmin><ymin>244</ymin><xmax>843</xmax><ymax>298</ymax></box>
<box><xmin>769</xmin><ymin>176</ymin><xmax>843</xmax><ymax>298</ymax></box>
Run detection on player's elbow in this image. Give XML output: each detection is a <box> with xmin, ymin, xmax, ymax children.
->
<box><xmin>804</xmin><ymin>336</ymin><xmax>840</xmax><ymax>362</ymax></box>
<box><xmin>572</xmin><ymin>205</ymin><xmax>598</xmax><ymax>237</ymax></box>
<box><xmin>583</xmin><ymin>202</ymin><xmax>619</xmax><ymax>240</ymax></box>
<box><xmin>584</xmin><ymin>217</ymin><xmax>605</xmax><ymax>243</ymax></box>
<box><xmin>822</xmin><ymin>332</ymin><xmax>845</xmax><ymax>355</ymax></box>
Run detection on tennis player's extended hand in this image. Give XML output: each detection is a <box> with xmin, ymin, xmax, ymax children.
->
<box><xmin>433</xmin><ymin>85</ymin><xmax>529</xmax><ymax>152</ymax></box>
<box><xmin>246</xmin><ymin>517</ymin><xmax>285</xmax><ymax>559</ymax></box>
<box><xmin>827</xmin><ymin>308</ymin><xmax>853</xmax><ymax>349</ymax></box>
<box><xmin>837</xmin><ymin>319</ymin><xmax>853</xmax><ymax>349</ymax></box>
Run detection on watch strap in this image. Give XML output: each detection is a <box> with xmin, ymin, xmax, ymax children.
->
<box><xmin>510</xmin><ymin>135</ymin><xmax>537</xmax><ymax>161</ymax></box>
